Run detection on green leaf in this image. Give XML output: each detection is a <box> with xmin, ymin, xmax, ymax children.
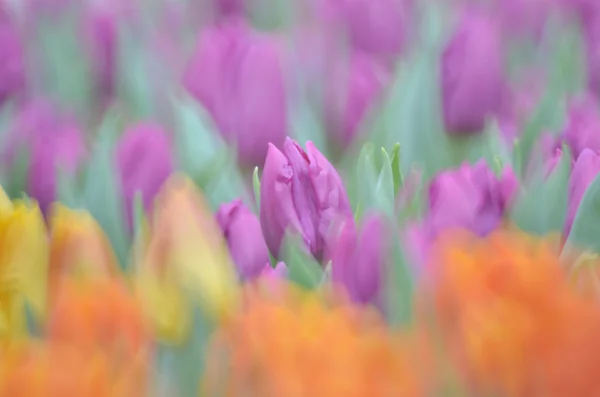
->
<box><xmin>204</xmin><ymin>151</ymin><xmax>252</xmax><ymax>210</ymax></box>
<box><xmin>288</xmin><ymin>81</ymin><xmax>329</xmax><ymax>158</ymax></box>
<box><xmin>116</xmin><ymin>23</ymin><xmax>155</xmax><ymax>120</ymax></box>
<box><xmin>375</xmin><ymin>148</ymin><xmax>394</xmax><ymax>216</ymax></box>
<box><xmin>514</xmin><ymin>20</ymin><xmax>583</xmax><ymax>177</ymax></box>
<box><xmin>133</xmin><ymin>191</ymin><xmax>145</xmax><ymax>236</ymax></box>
<box><xmin>3</xmin><ymin>146</ymin><xmax>29</xmax><ymax>200</ymax></box>
<box><xmin>56</xmin><ymin>165</ymin><xmax>81</xmax><ymax>209</ymax></box>
<box><xmin>250</xmin><ymin>0</ymin><xmax>295</xmax><ymax>31</ymax></box>
<box><xmin>34</xmin><ymin>13</ymin><xmax>94</xmax><ymax>119</ymax></box>
<box><xmin>390</xmin><ymin>143</ymin><xmax>403</xmax><ymax>195</ymax></box>
<box><xmin>172</xmin><ymin>93</ymin><xmax>227</xmax><ymax>187</ymax></box>
<box><xmin>154</xmin><ymin>309</ymin><xmax>214</xmax><ymax>397</ymax></box>
<box><xmin>511</xmin><ymin>147</ymin><xmax>571</xmax><ymax>235</ymax></box>
<box><xmin>253</xmin><ymin>166</ymin><xmax>261</xmax><ymax>209</ymax></box>
<box><xmin>564</xmin><ymin>168</ymin><xmax>600</xmax><ymax>254</ymax></box>
<box><xmin>386</xmin><ymin>225</ymin><xmax>414</xmax><ymax>327</ymax></box>
<box><xmin>283</xmin><ymin>234</ymin><xmax>322</xmax><ymax>289</ymax></box>
<box><xmin>82</xmin><ymin>110</ymin><xmax>129</xmax><ymax>269</ymax></box>
<box><xmin>356</xmin><ymin>143</ymin><xmax>378</xmax><ymax>212</ymax></box>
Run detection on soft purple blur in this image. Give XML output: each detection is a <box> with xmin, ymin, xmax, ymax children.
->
<box><xmin>441</xmin><ymin>7</ymin><xmax>505</xmax><ymax>134</ymax></box>
<box><xmin>217</xmin><ymin>198</ymin><xmax>271</xmax><ymax>280</ymax></box>
<box><xmin>566</xmin><ymin>148</ymin><xmax>600</xmax><ymax>236</ymax></box>
<box><xmin>260</xmin><ymin>138</ymin><xmax>352</xmax><ymax>261</ymax></box>
<box><xmin>116</xmin><ymin>122</ymin><xmax>173</xmax><ymax>228</ymax></box>
<box><xmin>182</xmin><ymin>21</ymin><xmax>287</xmax><ymax>167</ymax></box>
<box><xmin>330</xmin><ymin>213</ymin><xmax>387</xmax><ymax>304</ymax></box>
<box><xmin>426</xmin><ymin>160</ymin><xmax>517</xmax><ymax>237</ymax></box>
<box><xmin>4</xmin><ymin>100</ymin><xmax>86</xmax><ymax>213</ymax></box>
<box><xmin>561</xmin><ymin>94</ymin><xmax>600</xmax><ymax>159</ymax></box>
<box><xmin>314</xmin><ymin>0</ymin><xmax>412</xmax><ymax>63</ymax></box>
<box><xmin>324</xmin><ymin>51</ymin><xmax>389</xmax><ymax>149</ymax></box>
<box><xmin>0</xmin><ymin>6</ymin><xmax>25</xmax><ymax>105</ymax></box>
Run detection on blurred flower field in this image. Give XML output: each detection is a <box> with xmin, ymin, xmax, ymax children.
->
<box><xmin>1</xmin><ymin>0</ymin><xmax>600</xmax><ymax>396</ymax></box>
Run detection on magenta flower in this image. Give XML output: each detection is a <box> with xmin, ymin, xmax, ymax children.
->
<box><xmin>441</xmin><ymin>7</ymin><xmax>505</xmax><ymax>134</ymax></box>
<box><xmin>4</xmin><ymin>100</ymin><xmax>86</xmax><ymax>213</ymax></box>
<box><xmin>260</xmin><ymin>261</ymin><xmax>288</xmax><ymax>280</ymax></box>
<box><xmin>426</xmin><ymin>160</ymin><xmax>517</xmax><ymax>237</ymax></box>
<box><xmin>566</xmin><ymin>148</ymin><xmax>600</xmax><ymax>236</ymax></box>
<box><xmin>116</xmin><ymin>122</ymin><xmax>174</xmax><ymax>228</ymax></box>
<box><xmin>561</xmin><ymin>94</ymin><xmax>600</xmax><ymax>159</ymax></box>
<box><xmin>217</xmin><ymin>199</ymin><xmax>270</xmax><ymax>280</ymax></box>
<box><xmin>182</xmin><ymin>22</ymin><xmax>287</xmax><ymax>167</ymax></box>
<box><xmin>0</xmin><ymin>7</ymin><xmax>25</xmax><ymax>105</ymax></box>
<box><xmin>260</xmin><ymin>138</ymin><xmax>352</xmax><ymax>261</ymax></box>
<box><xmin>330</xmin><ymin>213</ymin><xmax>387</xmax><ymax>304</ymax></box>
<box><xmin>324</xmin><ymin>52</ymin><xmax>389</xmax><ymax>149</ymax></box>
<box><xmin>315</xmin><ymin>0</ymin><xmax>412</xmax><ymax>62</ymax></box>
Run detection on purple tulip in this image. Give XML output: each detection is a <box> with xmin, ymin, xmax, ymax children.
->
<box><xmin>582</xmin><ymin>13</ymin><xmax>600</xmax><ymax>97</ymax></box>
<box><xmin>182</xmin><ymin>22</ymin><xmax>287</xmax><ymax>167</ymax></box>
<box><xmin>324</xmin><ymin>52</ymin><xmax>389</xmax><ymax>149</ymax></box>
<box><xmin>498</xmin><ymin>71</ymin><xmax>544</xmax><ymax>142</ymax></box>
<box><xmin>0</xmin><ymin>7</ymin><xmax>25</xmax><ymax>105</ymax></box>
<box><xmin>426</xmin><ymin>160</ymin><xmax>518</xmax><ymax>237</ymax></box>
<box><xmin>561</xmin><ymin>94</ymin><xmax>600</xmax><ymax>159</ymax></box>
<box><xmin>496</xmin><ymin>0</ymin><xmax>557</xmax><ymax>38</ymax></box>
<box><xmin>315</xmin><ymin>0</ymin><xmax>412</xmax><ymax>62</ymax></box>
<box><xmin>116</xmin><ymin>122</ymin><xmax>174</xmax><ymax>228</ymax></box>
<box><xmin>4</xmin><ymin>100</ymin><xmax>86</xmax><ymax>213</ymax></box>
<box><xmin>330</xmin><ymin>213</ymin><xmax>386</xmax><ymax>304</ymax></box>
<box><xmin>566</xmin><ymin>148</ymin><xmax>600</xmax><ymax>236</ymax></box>
<box><xmin>441</xmin><ymin>7</ymin><xmax>505</xmax><ymax>134</ymax></box>
<box><xmin>216</xmin><ymin>199</ymin><xmax>271</xmax><ymax>280</ymax></box>
<box><xmin>215</xmin><ymin>0</ymin><xmax>245</xmax><ymax>17</ymax></box>
<box><xmin>260</xmin><ymin>261</ymin><xmax>288</xmax><ymax>280</ymax></box>
<box><xmin>260</xmin><ymin>138</ymin><xmax>352</xmax><ymax>261</ymax></box>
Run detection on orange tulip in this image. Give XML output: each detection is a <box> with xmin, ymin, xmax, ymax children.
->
<box><xmin>203</xmin><ymin>284</ymin><xmax>427</xmax><ymax>397</ymax></box>
<box><xmin>424</xmin><ymin>229</ymin><xmax>600</xmax><ymax>397</ymax></box>
<box><xmin>48</xmin><ymin>205</ymin><xmax>119</xmax><ymax>304</ymax></box>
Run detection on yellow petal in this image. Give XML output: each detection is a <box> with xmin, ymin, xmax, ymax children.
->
<box><xmin>1</xmin><ymin>201</ymin><xmax>49</xmax><ymax>321</ymax></box>
<box><xmin>152</xmin><ymin>175</ymin><xmax>240</xmax><ymax>323</ymax></box>
<box><xmin>48</xmin><ymin>205</ymin><xmax>119</xmax><ymax>295</ymax></box>
<box><xmin>0</xmin><ymin>188</ymin><xmax>12</xmax><ymax>213</ymax></box>
<box><xmin>134</xmin><ymin>266</ymin><xmax>191</xmax><ymax>343</ymax></box>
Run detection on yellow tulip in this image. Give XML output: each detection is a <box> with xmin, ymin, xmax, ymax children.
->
<box><xmin>134</xmin><ymin>174</ymin><xmax>239</xmax><ymax>342</ymax></box>
<box><xmin>48</xmin><ymin>205</ymin><xmax>119</xmax><ymax>303</ymax></box>
<box><xmin>0</xmin><ymin>190</ymin><xmax>49</xmax><ymax>341</ymax></box>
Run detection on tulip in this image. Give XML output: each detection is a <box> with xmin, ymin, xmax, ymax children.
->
<box><xmin>48</xmin><ymin>205</ymin><xmax>119</xmax><ymax>304</ymax></box>
<box><xmin>565</xmin><ymin>149</ymin><xmax>600</xmax><ymax>236</ymax></box>
<box><xmin>260</xmin><ymin>138</ymin><xmax>352</xmax><ymax>261</ymax></box>
<box><xmin>116</xmin><ymin>122</ymin><xmax>174</xmax><ymax>229</ymax></box>
<box><xmin>260</xmin><ymin>261</ymin><xmax>288</xmax><ymax>280</ymax></box>
<box><xmin>3</xmin><ymin>100</ymin><xmax>86</xmax><ymax>214</ymax></box>
<box><xmin>426</xmin><ymin>160</ymin><xmax>517</xmax><ymax>237</ymax></box>
<box><xmin>134</xmin><ymin>174</ymin><xmax>239</xmax><ymax>342</ymax></box>
<box><xmin>0</xmin><ymin>189</ymin><xmax>48</xmax><ymax>341</ymax></box>
<box><xmin>0</xmin><ymin>344</ymin><xmax>146</xmax><ymax>397</ymax></box>
<box><xmin>315</xmin><ymin>0</ymin><xmax>412</xmax><ymax>62</ymax></box>
<box><xmin>324</xmin><ymin>52</ymin><xmax>389</xmax><ymax>149</ymax></box>
<box><xmin>48</xmin><ymin>278</ymin><xmax>149</xmax><ymax>366</ymax></box>
<box><xmin>0</xmin><ymin>7</ymin><xmax>25</xmax><ymax>105</ymax></box>
<box><xmin>496</xmin><ymin>0</ymin><xmax>557</xmax><ymax>38</ymax></box>
<box><xmin>497</xmin><ymin>71</ymin><xmax>544</xmax><ymax>142</ymax></box>
<box><xmin>216</xmin><ymin>199</ymin><xmax>270</xmax><ymax>280</ymax></box>
<box><xmin>330</xmin><ymin>214</ymin><xmax>387</xmax><ymax>304</ymax></box>
<box><xmin>441</xmin><ymin>7</ymin><xmax>505</xmax><ymax>134</ymax></box>
<box><xmin>182</xmin><ymin>22</ymin><xmax>287</xmax><ymax>167</ymax></box>
<box><xmin>561</xmin><ymin>94</ymin><xmax>600</xmax><ymax>159</ymax></box>
<box><xmin>215</xmin><ymin>0</ymin><xmax>245</xmax><ymax>17</ymax></box>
